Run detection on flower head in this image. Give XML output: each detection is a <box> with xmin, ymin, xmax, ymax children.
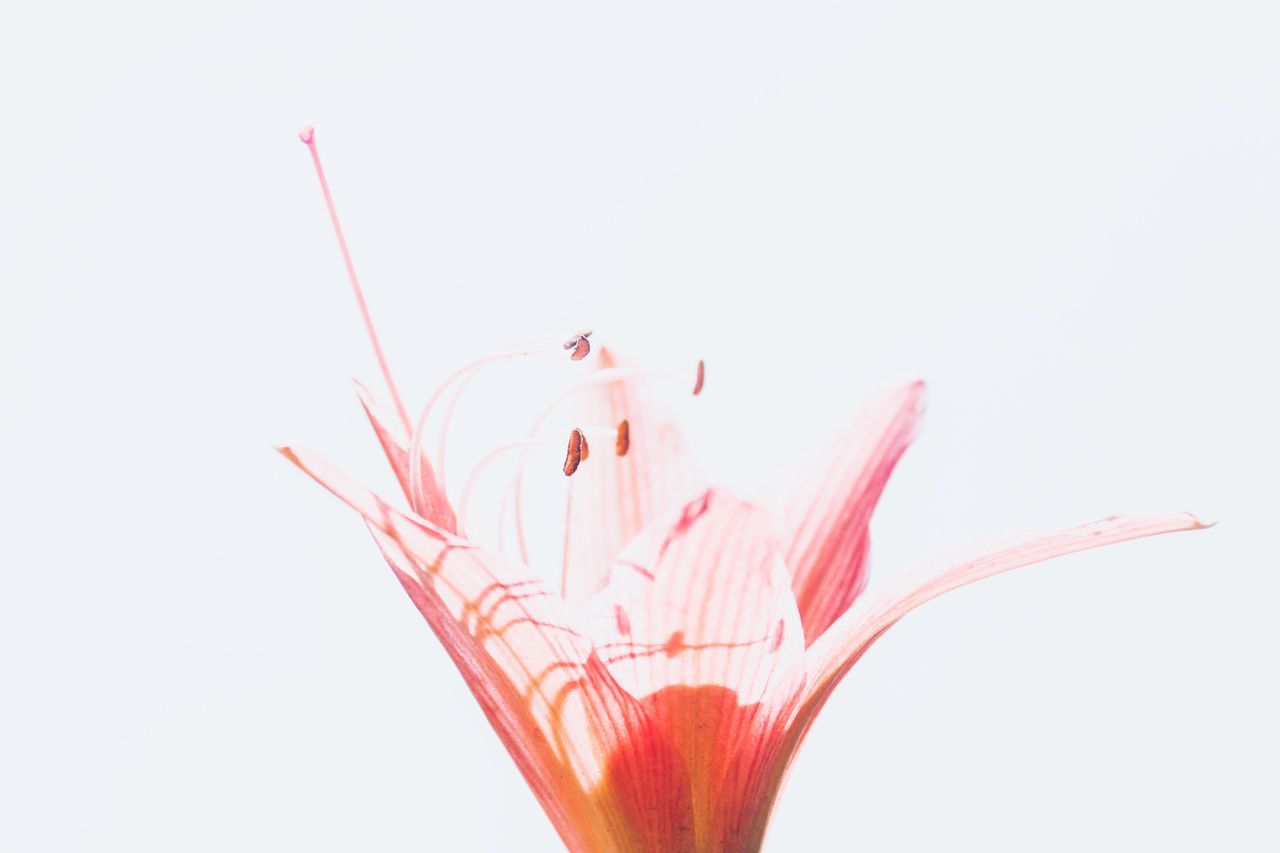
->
<box><xmin>283</xmin><ymin>130</ymin><xmax>1207</xmax><ymax>852</ymax></box>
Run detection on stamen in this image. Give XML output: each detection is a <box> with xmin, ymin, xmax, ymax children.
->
<box><xmin>528</xmin><ymin>362</ymin><xmax>706</xmax><ymax>426</ymax></box>
<box><xmin>299</xmin><ymin>126</ymin><xmax>412</xmax><ymax>436</ymax></box>
<box><xmin>506</xmin><ymin>365</ymin><xmax>699</xmax><ymax>564</ymax></box>
<box><xmin>563</xmin><ymin>330</ymin><xmax>593</xmax><ymax>361</ymax></box>
<box><xmin>615</xmin><ymin>419</ymin><xmax>630</xmax><ymax>456</ymax></box>
<box><xmin>432</xmin><ymin>368</ymin><xmax>482</xmax><ymax>491</ymax></box>
<box><xmin>457</xmin><ymin>438</ymin><xmax>549</xmax><ymax>537</ymax></box>
<box><xmin>563</xmin><ymin>428</ymin><xmax>588</xmax><ymax>477</ymax></box>
<box><xmin>408</xmin><ymin>335</ymin><xmax>590</xmax><ymax>512</ymax></box>
<box><xmin>560</xmin><ymin>480</ymin><xmax>575</xmax><ymax>596</ymax></box>
<box><xmin>459</xmin><ymin>426</ymin><xmax>613</xmax><ymax>537</ymax></box>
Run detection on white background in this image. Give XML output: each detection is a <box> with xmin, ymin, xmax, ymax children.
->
<box><xmin>3</xmin><ymin>2</ymin><xmax>1277</xmax><ymax>850</ymax></box>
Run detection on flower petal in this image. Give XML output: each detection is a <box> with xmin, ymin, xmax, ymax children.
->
<box><xmin>778</xmin><ymin>380</ymin><xmax>924</xmax><ymax>645</ymax></box>
<box><xmin>561</xmin><ymin>348</ymin><xmax>705</xmax><ymax>609</ymax></box>
<box><xmin>590</xmin><ymin>489</ymin><xmax>804</xmax><ymax>704</ymax></box>
<box><xmin>354</xmin><ymin>380</ymin><xmax>457</xmax><ymax>533</ymax></box>
<box><xmin>588</xmin><ymin>488</ymin><xmax>807</xmax><ymax>849</ymax></box>
<box><xmin>793</xmin><ymin>512</ymin><xmax>1210</xmax><ymax>730</ymax></box>
<box><xmin>280</xmin><ymin>447</ymin><xmax>693</xmax><ymax>851</ymax></box>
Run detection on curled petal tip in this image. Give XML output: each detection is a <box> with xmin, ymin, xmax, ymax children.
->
<box><xmin>297</xmin><ymin>125</ymin><xmax>315</xmax><ymax>144</ymax></box>
<box><xmin>350</xmin><ymin>377</ymin><xmax>380</xmax><ymax>404</ymax></box>
<box><xmin>900</xmin><ymin>377</ymin><xmax>927</xmax><ymax>402</ymax></box>
<box><xmin>1151</xmin><ymin>511</ymin><xmax>1214</xmax><ymax>531</ymax></box>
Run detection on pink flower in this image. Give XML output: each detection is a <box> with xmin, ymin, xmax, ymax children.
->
<box><xmin>283</xmin><ymin>129</ymin><xmax>1207</xmax><ymax>852</ymax></box>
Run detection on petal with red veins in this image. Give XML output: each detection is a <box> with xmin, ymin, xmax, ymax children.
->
<box><xmin>590</xmin><ymin>489</ymin><xmax>804</xmax><ymax>704</ymax></box>
<box><xmin>778</xmin><ymin>379</ymin><xmax>924</xmax><ymax>646</ymax></box>
<box><xmin>561</xmin><ymin>348</ymin><xmax>705</xmax><ymax>609</ymax></box>
<box><xmin>281</xmin><ymin>447</ymin><xmax>693</xmax><ymax>852</ymax></box>
<box><xmin>354</xmin><ymin>380</ymin><xmax>457</xmax><ymax>533</ymax></box>
<box><xmin>791</xmin><ymin>512</ymin><xmax>1210</xmax><ymax>735</ymax></box>
<box><xmin>589</xmin><ymin>489</ymin><xmax>806</xmax><ymax>848</ymax></box>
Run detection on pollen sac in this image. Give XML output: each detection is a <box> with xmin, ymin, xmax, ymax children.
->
<box><xmin>564</xmin><ymin>331</ymin><xmax>593</xmax><ymax>361</ymax></box>
<box><xmin>615</xmin><ymin>419</ymin><xmax>630</xmax><ymax>457</ymax></box>
<box><xmin>692</xmin><ymin>359</ymin><xmax>705</xmax><ymax>396</ymax></box>
<box><xmin>563</xmin><ymin>427</ymin><xmax>589</xmax><ymax>476</ymax></box>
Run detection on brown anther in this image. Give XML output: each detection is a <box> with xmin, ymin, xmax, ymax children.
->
<box><xmin>615</xmin><ymin>419</ymin><xmax>630</xmax><ymax>456</ymax></box>
<box><xmin>692</xmin><ymin>359</ymin><xmax>705</xmax><ymax>396</ymax></box>
<box><xmin>564</xmin><ymin>330</ymin><xmax>593</xmax><ymax>361</ymax></box>
<box><xmin>563</xmin><ymin>427</ymin><xmax>588</xmax><ymax>476</ymax></box>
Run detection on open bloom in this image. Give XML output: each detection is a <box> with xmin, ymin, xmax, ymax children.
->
<box><xmin>284</xmin><ymin>129</ymin><xmax>1206</xmax><ymax>852</ymax></box>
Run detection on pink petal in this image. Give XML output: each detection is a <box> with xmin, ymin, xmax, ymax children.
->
<box><xmin>590</xmin><ymin>489</ymin><xmax>804</xmax><ymax>703</ymax></box>
<box><xmin>794</xmin><ymin>512</ymin><xmax>1210</xmax><ymax>730</ymax></box>
<box><xmin>629</xmin><ymin>681</ymin><xmax>803</xmax><ymax>851</ymax></box>
<box><xmin>588</xmin><ymin>490</ymin><xmax>807</xmax><ymax>849</ymax></box>
<box><xmin>354</xmin><ymin>380</ymin><xmax>457</xmax><ymax>533</ymax></box>
<box><xmin>778</xmin><ymin>380</ymin><xmax>925</xmax><ymax>646</ymax></box>
<box><xmin>561</xmin><ymin>348</ymin><xmax>705</xmax><ymax>609</ymax></box>
<box><xmin>280</xmin><ymin>447</ymin><xmax>693</xmax><ymax>851</ymax></box>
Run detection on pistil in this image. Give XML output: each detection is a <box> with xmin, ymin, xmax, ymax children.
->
<box><xmin>299</xmin><ymin>126</ymin><xmax>412</xmax><ymax>436</ymax></box>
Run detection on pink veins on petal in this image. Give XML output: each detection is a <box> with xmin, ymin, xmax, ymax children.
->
<box><xmin>283</xmin><ymin>128</ymin><xmax>1210</xmax><ymax>852</ymax></box>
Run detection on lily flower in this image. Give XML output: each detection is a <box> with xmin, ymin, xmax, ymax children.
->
<box><xmin>283</xmin><ymin>128</ymin><xmax>1208</xmax><ymax>852</ymax></box>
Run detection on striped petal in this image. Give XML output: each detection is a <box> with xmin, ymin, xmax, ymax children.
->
<box><xmin>561</xmin><ymin>348</ymin><xmax>705</xmax><ymax>609</ymax></box>
<box><xmin>778</xmin><ymin>380</ymin><xmax>924</xmax><ymax>645</ymax></box>
<box><xmin>354</xmin><ymin>380</ymin><xmax>457</xmax><ymax>533</ymax></box>
<box><xmin>790</xmin><ymin>512</ymin><xmax>1210</xmax><ymax>737</ymax></box>
<box><xmin>281</xmin><ymin>447</ymin><xmax>693</xmax><ymax>852</ymax></box>
<box><xmin>589</xmin><ymin>489</ymin><xmax>805</xmax><ymax>849</ymax></box>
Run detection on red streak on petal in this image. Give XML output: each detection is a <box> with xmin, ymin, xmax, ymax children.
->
<box><xmin>692</xmin><ymin>360</ymin><xmax>705</xmax><ymax>396</ymax></box>
<box><xmin>614</xmin><ymin>605</ymin><xmax>632</xmax><ymax>636</ymax></box>
<box><xmin>618</xmin><ymin>559</ymin><xmax>655</xmax><ymax>581</ymax></box>
<box><xmin>657</xmin><ymin>490</ymin><xmax>715</xmax><ymax>559</ymax></box>
<box><xmin>768</xmin><ymin>618</ymin><xmax>786</xmax><ymax>653</ymax></box>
